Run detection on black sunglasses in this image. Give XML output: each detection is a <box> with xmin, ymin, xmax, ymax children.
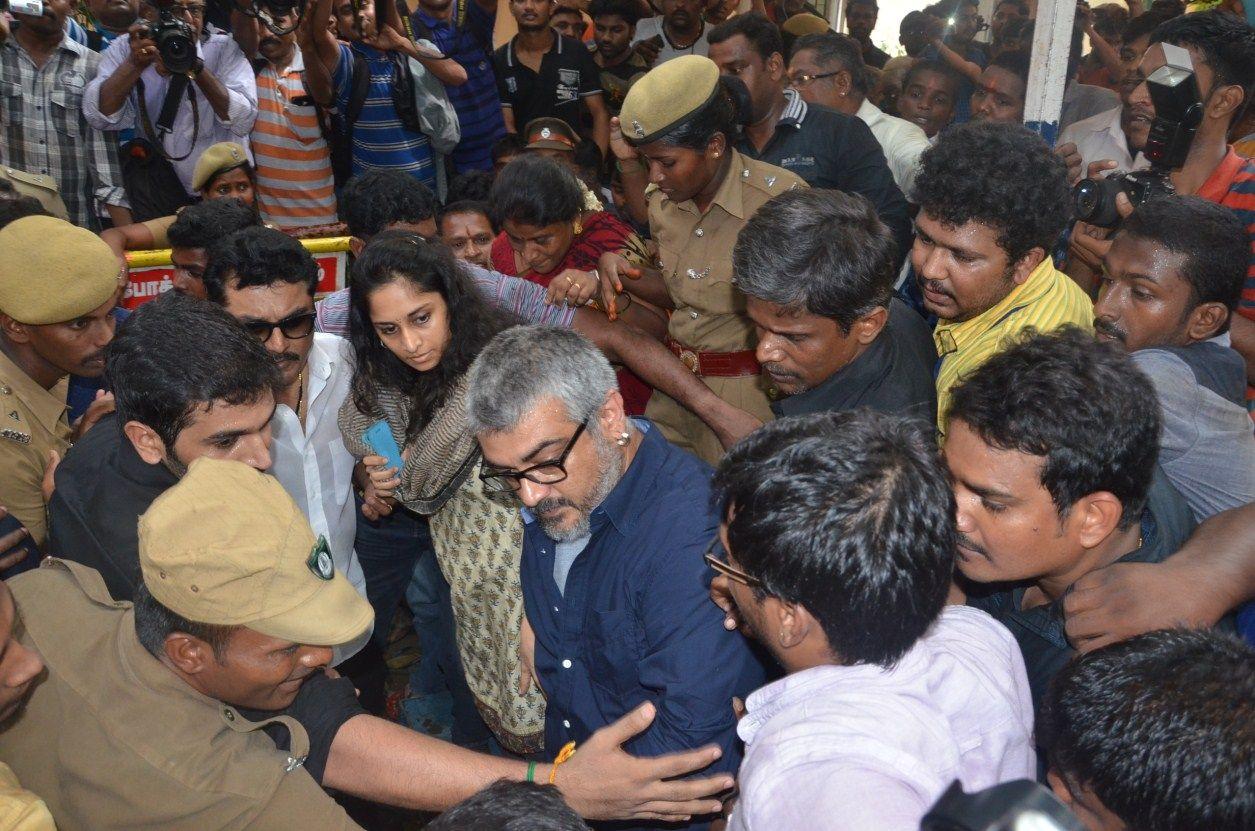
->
<box><xmin>241</xmin><ymin>311</ymin><xmax>317</xmax><ymax>342</ymax></box>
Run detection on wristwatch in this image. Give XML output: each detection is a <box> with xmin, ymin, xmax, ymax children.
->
<box><xmin>188</xmin><ymin>57</ymin><xmax>205</xmax><ymax>78</ymax></box>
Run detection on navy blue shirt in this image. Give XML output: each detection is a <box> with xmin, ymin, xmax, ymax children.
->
<box><xmin>411</xmin><ymin>0</ymin><xmax>506</xmax><ymax>173</ymax></box>
<box><xmin>736</xmin><ymin>89</ymin><xmax>912</xmax><ymax>264</ymax></box>
<box><xmin>520</xmin><ymin>422</ymin><xmax>763</xmax><ymax>816</ymax></box>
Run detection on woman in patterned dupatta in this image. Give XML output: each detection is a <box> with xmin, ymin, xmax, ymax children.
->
<box><xmin>338</xmin><ymin>231</ymin><xmax>545</xmax><ymax>755</ymax></box>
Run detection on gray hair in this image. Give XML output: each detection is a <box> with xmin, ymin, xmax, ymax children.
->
<box><xmin>465</xmin><ymin>326</ymin><xmax>618</xmax><ymax>434</ymax></box>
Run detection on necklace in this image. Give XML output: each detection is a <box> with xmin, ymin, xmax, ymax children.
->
<box><xmin>295</xmin><ymin>370</ymin><xmax>305</xmax><ymax>420</ymax></box>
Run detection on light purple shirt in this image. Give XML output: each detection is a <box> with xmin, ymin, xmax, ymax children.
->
<box><xmin>729</xmin><ymin>606</ymin><xmax>1035</xmax><ymax>831</ymax></box>
<box><xmin>314</xmin><ymin>263</ymin><xmax>576</xmax><ymax>337</ymax></box>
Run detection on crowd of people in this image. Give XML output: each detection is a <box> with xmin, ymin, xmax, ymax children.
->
<box><xmin>0</xmin><ymin>0</ymin><xmax>1253</xmax><ymax>827</ymax></box>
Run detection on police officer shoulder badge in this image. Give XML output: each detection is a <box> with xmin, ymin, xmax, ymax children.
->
<box><xmin>307</xmin><ymin>535</ymin><xmax>334</xmax><ymax>580</ymax></box>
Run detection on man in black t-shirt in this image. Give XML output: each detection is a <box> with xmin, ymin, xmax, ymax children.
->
<box><xmin>734</xmin><ymin>189</ymin><xmax>936</xmax><ymax>423</ymax></box>
<box><xmin>590</xmin><ymin>0</ymin><xmax>649</xmax><ymax>115</ymax></box>
<box><xmin>495</xmin><ymin>0</ymin><xmax>611</xmax><ymax>157</ymax></box>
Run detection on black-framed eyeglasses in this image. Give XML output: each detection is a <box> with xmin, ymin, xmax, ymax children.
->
<box><xmin>789</xmin><ymin>69</ymin><xmax>842</xmax><ymax>87</ymax></box>
<box><xmin>479</xmin><ymin>416</ymin><xmax>590</xmax><ymax>494</ymax></box>
<box><xmin>241</xmin><ymin>311</ymin><xmax>316</xmax><ymax>342</ymax></box>
<box><xmin>702</xmin><ymin>535</ymin><xmax>761</xmax><ymax>588</ymax></box>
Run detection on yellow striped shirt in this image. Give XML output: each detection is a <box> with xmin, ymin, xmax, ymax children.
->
<box><xmin>935</xmin><ymin>257</ymin><xmax>1093</xmax><ymax>440</ymax></box>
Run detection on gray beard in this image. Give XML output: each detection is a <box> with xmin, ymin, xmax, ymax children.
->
<box><xmin>537</xmin><ymin>431</ymin><xmax>625</xmax><ymax>542</ymax></box>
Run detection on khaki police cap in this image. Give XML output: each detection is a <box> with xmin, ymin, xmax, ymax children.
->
<box><xmin>781</xmin><ymin>13</ymin><xmax>831</xmax><ymax>37</ymax></box>
<box><xmin>138</xmin><ymin>458</ymin><xmax>374</xmax><ymax>647</ymax></box>
<box><xmin>619</xmin><ymin>54</ymin><xmax>721</xmax><ymax>146</ymax></box>
<box><xmin>524</xmin><ymin>117</ymin><xmax>579</xmax><ymax>152</ymax></box>
<box><xmin>191</xmin><ymin>142</ymin><xmax>250</xmax><ymax>192</ymax></box>
<box><xmin>0</xmin><ymin>216</ymin><xmax>121</xmax><ymax>325</ymax></box>
<box><xmin>0</xmin><ymin>166</ymin><xmax>69</xmax><ymax>221</ymax></box>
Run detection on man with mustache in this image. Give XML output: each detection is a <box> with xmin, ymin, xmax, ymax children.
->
<box><xmin>1092</xmin><ymin>196</ymin><xmax>1255</xmax><ymax>522</ymax></box>
<box><xmin>735</xmin><ymin>188</ymin><xmax>936</xmax><ymax>422</ymax></box>
<box><xmin>913</xmin><ymin>122</ymin><xmax>1093</xmax><ymax>441</ymax></box>
<box><xmin>946</xmin><ymin>328</ymin><xmax>1202</xmax><ymax>715</ymax></box>
<box><xmin>7</xmin><ymin>457</ymin><xmax>377</xmax><ymax>829</ymax></box>
<box><xmin>468</xmin><ymin>326</ymin><xmax>764</xmax><ymax>831</ymax></box>
<box><xmin>590</xmin><ymin>0</ymin><xmax>649</xmax><ymax>116</ymax></box>
<box><xmin>1056</xmin><ymin>41</ymin><xmax>1155</xmax><ymax>180</ymax></box>
<box><xmin>0</xmin><ymin>217</ymin><xmax>120</xmax><ymax>552</ymax></box>
<box><xmin>201</xmin><ymin>226</ymin><xmax>373</xmax><ymax>665</ymax></box>
<box><xmin>631</xmin><ymin>0</ymin><xmax>710</xmax><ymax>66</ymax></box>
<box><xmin>249</xmin><ymin>8</ymin><xmax>338</xmax><ymax>230</ymax></box>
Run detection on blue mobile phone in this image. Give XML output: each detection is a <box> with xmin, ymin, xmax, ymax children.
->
<box><xmin>363</xmin><ymin>420</ymin><xmax>405</xmax><ymax>472</ymax></box>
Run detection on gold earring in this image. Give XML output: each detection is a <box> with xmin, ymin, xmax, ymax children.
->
<box><xmin>572</xmin><ymin>219</ymin><xmax>584</xmax><ymax>236</ymax></box>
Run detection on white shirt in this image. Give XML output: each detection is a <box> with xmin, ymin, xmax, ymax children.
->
<box><xmin>1057</xmin><ymin>105</ymin><xmax>1150</xmax><ymax>177</ymax></box>
<box><xmin>857</xmin><ymin>98</ymin><xmax>930</xmax><ymax>201</ymax></box>
<box><xmin>729</xmin><ymin>605</ymin><xmax>1035</xmax><ymax>831</ymax></box>
<box><xmin>83</xmin><ymin>31</ymin><xmax>258</xmax><ymax>195</ymax></box>
<box><xmin>269</xmin><ymin>333</ymin><xmax>371</xmax><ymax>661</ymax></box>
<box><xmin>631</xmin><ymin>17</ymin><xmax>709</xmax><ymax>65</ymax></box>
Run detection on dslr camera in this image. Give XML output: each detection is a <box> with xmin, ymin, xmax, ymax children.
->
<box><xmin>139</xmin><ymin>0</ymin><xmax>198</xmax><ymax>75</ymax></box>
<box><xmin>1072</xmin><ymin>49</ymin><xmax>1205</xmax><ymax>228</ymax></box>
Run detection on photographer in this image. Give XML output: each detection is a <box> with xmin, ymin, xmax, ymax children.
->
<box><xmin>1069</xmin><ymin>11</ymin><xmax>1255</xmax><ymax>410</ymax></box>
<box><xmin>83</xmin><ymin>0</ymin><xmax>258</xmax><ymax>200</ymax></box>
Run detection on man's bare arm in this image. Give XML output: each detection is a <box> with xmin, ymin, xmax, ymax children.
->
<box><xmin>322</xmin><ymin>703</ymin><xmax>732</xmax><ymax>821</ymax></box>
<box><xmin>574</xmin><ymin>310</ymin><xmax>761</xmax><ymax>450</ymax></box>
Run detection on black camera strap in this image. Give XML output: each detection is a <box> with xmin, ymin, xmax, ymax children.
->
<box><xmin>136</xmin><ymin>73</ymin><xmax>200</xmax><ymax>162</ymax></box>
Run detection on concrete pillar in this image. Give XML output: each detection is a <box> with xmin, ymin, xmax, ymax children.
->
<box><xmin>1022</xmin><ymin>0</ymin><xmax>1075</xmax><ymax>144</ymax></box>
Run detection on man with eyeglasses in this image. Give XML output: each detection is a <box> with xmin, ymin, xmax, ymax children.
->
<box><xmin>786</xmin><ymin>32</ymin><xmax>930</xmax><ymax>199</ymax></box>
<box><xmin>84</xmin><ymin>0</ymin><xmax>259</xmax><ymax>197</ymax></box>
<box><xmin>466</xmin><ymin>326</ymin><xmax>764</xmax><ymax>831</ymax></box>
<box><xmin>705</xmin><ymin>410</ymin><xmax>1033</xmax><ymax>831</ymax></box>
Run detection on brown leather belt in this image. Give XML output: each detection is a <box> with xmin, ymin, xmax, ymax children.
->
<box><xmin>665</xmin><ymin>337</ymin><xmax>761</xmax><ymax>378</ymax></box>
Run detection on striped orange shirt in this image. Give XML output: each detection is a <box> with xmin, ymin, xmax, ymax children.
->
<box><xmin>252</xmin><ymin>52</ymin><xmax>338</xmax><ymax>230</ymax></box>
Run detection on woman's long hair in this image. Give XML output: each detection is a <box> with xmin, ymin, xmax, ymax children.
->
<box><xmin>348</xmin><ymin>232</ymin><xmax>520</xmax><ymax>440</ymax></box>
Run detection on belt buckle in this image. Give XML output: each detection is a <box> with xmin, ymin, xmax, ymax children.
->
<box><xmin>679</xmin><ymin>348</ymin><xmax>700</xmax><ymax>374</ymax></box>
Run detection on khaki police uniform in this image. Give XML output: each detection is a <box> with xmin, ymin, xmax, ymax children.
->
<box><xmin>620</xmin><ymin>56</ymin><xmax>806</xmax><ymax>464</ymax></box>
<box><xmin>0</xmin><ymin>167</ymin><xmax>68</xmax><ymax>222</ymax></box>
<box><xmin>1</xmin><ymin>459</ymin><xmax>373</xmax><ymax>830</ymax></box>
<box><xmin>0</xmin><ymin>216</ymin><xmax>121</xmax><ymax>547</ymax></box>
<box><xmin>0</xmin><ymin>351</ymin><xmax>71</xmax><ymax>548</ymax></box>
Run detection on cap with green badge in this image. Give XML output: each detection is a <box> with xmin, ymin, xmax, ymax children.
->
<box><xmin>138</xmin><ymin>458</ymin><xmax>374</xmax><ymax>647</ymax></box>
<box><xmin>619</xmin><ymin>54</ymin><xmax>722</xmax><ymax>146</ymax></box>
<box><xmin>0</xmin><ymin>216</ymin><xmax>122</xmax><ymax>325</ymax></box>
<box><xmin>191</xmin><ymin>142</ymin><xmax>251</xmax><ymax>192</ymax></box>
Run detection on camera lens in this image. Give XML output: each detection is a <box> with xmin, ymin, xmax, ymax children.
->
<box><xmin>1073</xmin><ymin>180</ymin><xmax>1101</xmax><ymax>223</ymax></box>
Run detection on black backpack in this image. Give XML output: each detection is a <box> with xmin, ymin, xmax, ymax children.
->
<box><xmin>315</xmin><ymin>49</ymin><xmax>424</xmax><ymax>189</ymax></box>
